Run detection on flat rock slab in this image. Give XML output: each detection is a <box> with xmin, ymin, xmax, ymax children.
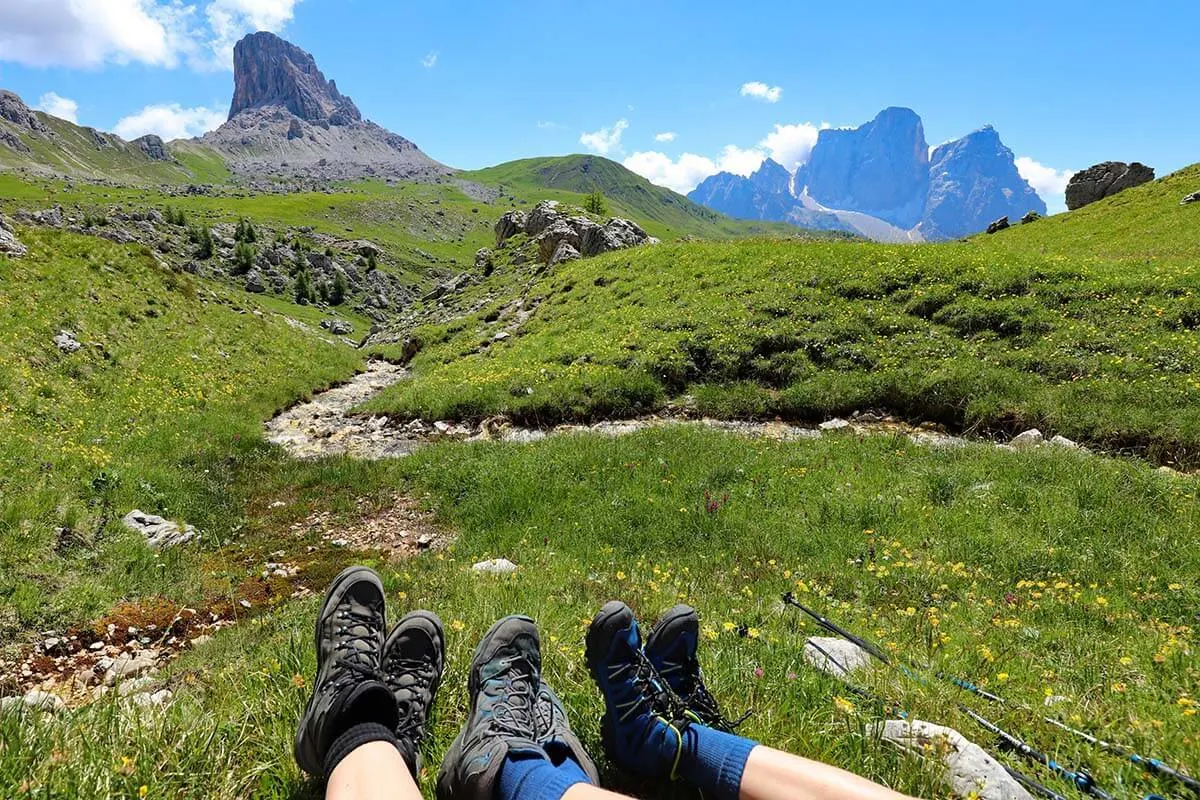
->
<box><xmin>803</xmin><ymin>636</ymin><xmax>873</xmax><ymax>677</ymax></box>
<box><xmin>876</xmin><ymin>719</ymin><xmax>1032</xmax><ymax>800</ymax></box>
<box><xmin>122</xmin><ymin>509</ymin><xmax>197</xmax><ymax>548</ymax></box>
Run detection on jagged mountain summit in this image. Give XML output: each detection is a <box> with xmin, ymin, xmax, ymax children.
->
<box><xmin>690</xmin><ymin>108</ymin><xmax>1046</xmax><ymax>241</ymax></box>
<box><xmin>199</xmin><ymin>31</ymin><xmax>448</xmax><ymax>183</ymax></box>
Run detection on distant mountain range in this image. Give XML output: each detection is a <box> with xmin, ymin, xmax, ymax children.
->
<box><xmin>689</xmin><ymin>107</ymin><xmax>1045</xmax><ymax>241</ymax></box>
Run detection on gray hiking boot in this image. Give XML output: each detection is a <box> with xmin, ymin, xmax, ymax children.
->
<box><xmin>436</xmin><ymin>615</ymin><xmax>545</xmax><ymax>800</ymax></box>
<box><xmin>534</xmin><ymin>682</ymin><xmax>601</xmax><ymax>783</ymax></box>
<box><xmin>382</xmin><ymin>610</ymin><xmax>446</xmax><ymax>776</ymax></box>
<box><xmin>294</xmin><ymin>566</ymin><xmax>396</xmax><ymax>777</ymax></box>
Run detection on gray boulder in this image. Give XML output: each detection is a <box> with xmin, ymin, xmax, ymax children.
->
<box><xmin>474</xmin><ymin>247</ymin><xmax>494</xmax><ymax>271</ymax></box>
<box><xmin>877</xmin><ymin>719</ymin><xmax>1032</xmax><ymax>800</ymax></box>
<box><xmin>53</xmin><ymin>330</ymin><xmax>82</xmax><ymax>353</ymax></box>
<box><xmin>245</xmin><ymin>270</ymin><xmax>266</xmax><ymax>293</ymax></box>
<box><xmin>494</xmin><ymin>210</ymin><xmax>527</xmax><ymax>245</ymax></box>
<box><xmin>549</xmin><ymin>241</ymin><xmax>582</xmax><ymax>265</ymax></box>
<box><xmin>803</xmin><ymin>636</ymin><xmax>873</xmax><ymax>677</ymax></box>
<box><xmin>0</xmin><ymin>690</ymin><xmax>66</xmax><ymax>715</ymax></box>
<box><xmin>1181</xmin><ymin>191</ymin><xmax>1200</xmax><ymax>206</ymax></box>
<box><xmin>1020</xmin><ymin>210</ymin><xmax>1041</xmax><ymax>224</ymax></box>
<box><xmin>580</xmin><ymin>217</ymin><xmax>650</xmax><ymax>256</ymax></box>
<box><xmin>1065</xmin><ymin>162</ymin><xmax>1154</xmax><ymax>210</ymax></box>
<box><xmin>0</xmin><ymin>216</ymin><xmax>26</xmax><ymax>257</ymax></box>
<box><xmin>985</xmin><ymin>216</ymin><xmax>1009</xmax><ymax>234</ymax></box>
<box><xmin>472</xmin><ymin>558</ymin><xmax>518</xmax><ymax>574</ymax></box>
<box><xmin>121</xmin><ymin>509</ymin><xmax>197</xmax><ymax>548</ymax></box>
<box><xmin>536</xmin><ymin>219</ymin><xmax>583</xmax><ymax>264</ymax></box>
<box><xmin>524</xmin><ymin>201</ymin><xmax>563</xmax><ymax>237</ymax></box>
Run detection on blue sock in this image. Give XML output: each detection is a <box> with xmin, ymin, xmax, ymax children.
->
<box><xmin>497</xmin><ymin>753</ymin><xmax>590</xmax><ymax>800</ymax></box>
<box><xmin>676</xmin><ymin>724</ymin><xmax>758</xmax><ymax>800</ymax></box>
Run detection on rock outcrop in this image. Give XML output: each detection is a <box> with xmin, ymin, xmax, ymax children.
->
<box><xmin>688</xmin><ymin>108</ymin><xmax>1046</xmax><ymax>241</ymax></box>
<box><xmin>0</xmin><ymin>90</ymin><xmax>47</xmax><ymax>133</ymax></box>
<box><xmin>1065</xmin><ymin>162</ymin><xmax>1154</xmax><ymax>210</ymax></box>
<box><xmin>494</xmin><ymin>201</ymin><xmax>657</xmax><ymax>264</ymax></box>
<box><xmin>0</xmin><ymin>215</ymin><xmax>27</xmax><ymax>257</ymax></box>
<box><xmin>1181</xmin><ymin>191</ymin><xmax>1200</xmax><ymax>206</ymax></box>
<box><xmin>201</xmin><ymin>32</ymin><xmax>447</xmax><ymax>183</ymax></box>
<box><xmin>134</xmin><ymin>134</ymin><xmax>170</xmax><ymax>161</ymax></box>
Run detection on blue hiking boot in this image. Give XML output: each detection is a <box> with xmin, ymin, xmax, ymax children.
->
<box><xmin>585</xmin><ymin>601</ymin><xmax>690</xmax><ymax>780</ymax></box>
<box><xmin>436</xmin><ymin>615</ymin><xmax>545</xmax><ymax>800</ymax></box>
<box><xmin>645</xmin><ymin>604</ymin><xmax>747</xmax><ymax>732</ymax></box>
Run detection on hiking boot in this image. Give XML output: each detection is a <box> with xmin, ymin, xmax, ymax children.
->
<box><xmin>382</xmin><ymin>610</ymin><xmax>446</xmax><ymax>776</ymax></box>
<box><xmin>585</xmin><ymin>601</ymin><xmax>688</xmax><ymax>780</ymax></box>
<box><xmin>294</xmin><ymin>566</ymin><xmax>396</xmax><ymax>777</ymax></box>
<box><xmin>645</xmin><ymin>604</ymin><xmax>745</xmax><ymax>731</ymax></box>
<box><xmin>533</xmin><ymin>681</ymin><xmax>601</xmax><ymax>784</ymax></box>
<box><xmin>437</xmin><ymin>615</ymin><xmax>545</xmax><ymax>800</ymax></box>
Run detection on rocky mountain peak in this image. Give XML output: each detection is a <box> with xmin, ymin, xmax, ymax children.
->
<box><xmin>229</xmin><ymin>31</ymin><xmax>361</xmax><ymax>125</ymax></box>
<box><xmin>801</xmin><ymin>105</ymin><xmax>930</xmax><ymax>228</ymax></box>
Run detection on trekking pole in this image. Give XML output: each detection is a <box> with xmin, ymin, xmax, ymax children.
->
<box><xmin>782</xmin><ymin>593</ymin><xmax>1182</xmax><ymax>800</ymax></box>
<box><xmin>803</xmin><ymin>637</ymin><xmax>1068</xmax><ymax>800</ymax></box>
<box><xmin>962</xmin><ymin>707</ymin><xmax>1118</xmax><ymax>800</ymax></box>
<box><xmin>1042</xmin><ymin>717</ymin><xmax>1200</xmax><ymax>798</ymax></box>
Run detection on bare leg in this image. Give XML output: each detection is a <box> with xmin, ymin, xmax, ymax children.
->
<box><xmin>562</xmin><ymin>784</ymin><xmax>636</xmax><ymax>800</ymax></box>
<box><xmin>739</xmin><ymin>745</ymin><xmax>919</xmax><ymax>800</ymax></box>
<box><xmin>325</xmin><ymin>741</ymin><xmax>422</xmax><ymax>800</ymax></box>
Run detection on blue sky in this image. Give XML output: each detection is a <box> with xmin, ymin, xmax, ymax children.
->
<box><xmin>1</xmin><ymin>1</ymin><xmax>1195</xmax><ymax>212</ymax></box>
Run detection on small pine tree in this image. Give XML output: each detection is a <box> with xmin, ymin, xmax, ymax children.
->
<box><xmin>366</xmin><ymin>252</ymin><xmax>378</xmax><ymax>272</ymax></box>
<box><xmin>330</xmin><ymin>271</ymin><xmax>348</xmax><ymax>306</ymax></box>
<box><xmin>233</xmin><ymin>241</ymin><xmax>256</xmax><ymax>275</ymax></box>
<box><xmin>192</xmin><ymin>225</ymin><xmax>214</xmax><ymax>259</ymax></box>
<box><xmin>318</xmin><ymin>280</ymin><xmax>331</xmax><ymax>304</ymax></box>
<box><xmin>584</xmin><ymin>189</ymin><xmax>608</xmax><ymax>216</ymax></box>
<box><xmin>294</xmin><ymin>268</ymin><xmax>314</xmax><ymax>305</ymax></box>
<box><xmin>292</xmin><ymin>249</ymin><xmax>307</xmax><ymax>277</ymax></box>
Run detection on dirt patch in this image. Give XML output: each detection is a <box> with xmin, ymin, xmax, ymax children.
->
<box><xmin>289</xmin><ymin>493</ymin><xmax>448</xmax><ymax>557</ymax></box>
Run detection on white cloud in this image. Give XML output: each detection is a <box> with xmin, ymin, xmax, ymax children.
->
<box><xmin>654</xmin><ymin>131</ymin><xmax>677</xmax><ymax>143</ymax></box>
<box><xmin>0</xmin><ymin>0</ymin><xmax>301</xmax><ymax>71</ymax></box>
<box><xmin>114</xmin><ymin>103</ymin><xmax>225</xmax><ymax>141</ymax></box>
<box><xmin>421</xmin><ymin>51</ymin><xmax>438</xmax><ymax>68</ymax></box>
<box><xmin>717</xmin><ymin>144</ymin><xmax>766</xmax><ymax>177</ymax></box>
<box><xmin>202</xmin><ymin>0</ymin><xmax>302</xmax><ymax>69</ymax></box>
<box><xmin>740</xmin><ymin>81</ymin><xmax>783</xmax><ymax>103</ymax></box>
<box><xmin>35</xmin><ymin>92</ymin><xmax>79</xmax><ymax>123</ymax></box>
<box><xmin>1016</xmin><ymin>156</ymin><xmax>1074</xmax><ymax>213</ymax></box>
<box><xmin>0</xmin><ymin>0</ymin><xmax>190</xmax><ymax>68</ymax></box>
<box><xmin>622</xmin><ymin>151</ymin><xmax>720</xmax><ymax>195</ymax></box>
<box><xmin>580</xmin><ymin>118</ymin><xmax>629</xmax><ymax>156</ymax></box>
<box><xmin>536</xmin><ymin>120</ymin><xmax>564</xmax><ymax>130</ymax></box>
<box><xmin>760</xmin><ymin>122</ymin><xmax>822</xmax><ymax>172</ymax></box>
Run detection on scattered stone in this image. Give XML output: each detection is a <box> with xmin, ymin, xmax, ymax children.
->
<box><xmin>121</xmin><ymin>509</ymin><xmax>198</xmax><ymax>549</ymax></box>
<box><xmin>1066</xmin><ymin>162</ymin><xmax>1155</xmax><ymax>210</ymax></box>
<box><xmin>472</xmin><ymin>558</ymin><xmax>518</xmax><ymax>574</ymax></box>
<box><xmin>417</xmin><ymin>534</ymin><xmax>435</xmax><ymax>549</ymax></box>
<box><xmin>985</xmin><ymin>216</ymin><xmax>1010</xmax><ymax>234</ymax></box>
<box><xmin>804</xmin><ymin>637</ymin><xmax>873</xmax><ymax>677</ymax></box>
<box><xmin>819</xmin><ymin>418</ymin><xmax>852</xmax><ymax>431</ymax></box>
<box><xmin>1181</xmin><ymin>191</ymin><xmax>1200</xmax><ymax>206</ymax></box>
<box><xmin>1020</xmin><ymin>210</ymin><xmax>1041</xmax><ymax>224</ymax></box>
<box><xmin>877</xmin><ymin>719</ymin><xmax>1032</xmax><ymax>800</ymax></box>
<box><xmin>1010</xmin><ymin>429</ymin><xmax>1043</xmax><ymax>449</ymax></box>
<box><xmin>1047</xmin><ymin>435</ymin><xmax>1080</xmax><ymax>450</ymax></box>
<box><xmin>0</xmin><ymin>690</ymin><xmax>67</xmax><ymax>715</ymax></box>
<box><xmin>116</xmin><ymin>677</ymin><xmax>156</xmax><ymax>697</ymax></box>
<box><xmin>53</xmin><ymin>330</ymin><xmax>82</xmax><ymax>353</ymax></box>
<box><xmin>475</xmin><ymin>247</ymin><xmax>494</xmax><ymax>271</ymax></box>
<box><xmin>1043</xmin><ymin>695</ymin><xmax>1069</xmax><ymax>707</ymax></box>
<box><xmin>103</xmin><ymin>651</ymin><xmax>159</xmax><ymax>686</ymax></box>
<box><xmin>130</xmin><ymin>689</ymin><xmax>173</xmax><ymax>707</ymax></box>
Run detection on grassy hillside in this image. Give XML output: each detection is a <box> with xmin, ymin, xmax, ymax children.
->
<box><xmin>367</xmin><ymin>168</ymin><xmax>1200</xmax><ymax>466</ymax></box>
<box><xmin>0</xmin><ymin>226</ymin><xmax>363</xmax><ymax>632</ymax></box>
<box><xmin>0</xmin><ymin>112</ymin><xmax>226</xmax><ymax>185</ymax></box>
<box><xmin>975</xmin><ymin>163</ymin><xmax>1200</xmax><ymax>264</ymax></box>
<box><xmin>465</xmin><ymin>154</ymin><xmax>807</xmax><ymax>240</ymax></box>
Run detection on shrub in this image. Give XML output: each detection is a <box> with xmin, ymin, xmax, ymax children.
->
<box><xmin>330</xmin><ymin>272</ymin><xmax>348</xmax><ymax>306</ymax></box>
<box><xmin>232</xmin><ymin>242</ymin><xmax>256</xmax><ymax>275</ymax></box>
<box><xmin>294</xmin><ymin>268</ymin><xmax>315</xmax><ymax>305</ymax></box>
<box><xmin>583</xmin><ymin>189</ymin><xmax>609</xmax><ymax>217</ymax></box>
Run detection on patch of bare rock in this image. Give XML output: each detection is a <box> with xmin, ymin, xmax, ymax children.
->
<box><xmin>494</xmin><ymin>200</ymin><xmax>658</xmax><ymax>266</ymax></box>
